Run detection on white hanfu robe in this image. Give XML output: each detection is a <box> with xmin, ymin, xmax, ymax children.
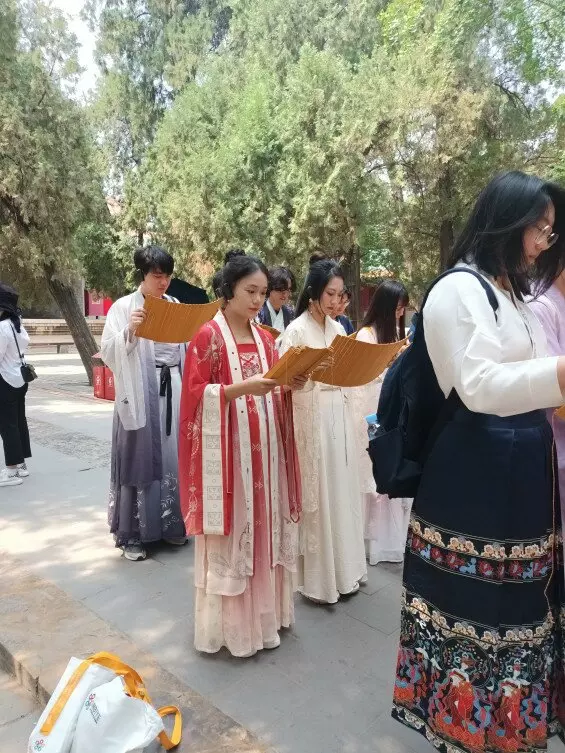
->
<box><xmin>280</xmin><ymin>311</ymin><xmax>367</xmax><ymax>603</ymax></box>
<box><xmin>349</xmin><ymin>326</ymin><xmax>412</xmax><ymax>565</ymax></box>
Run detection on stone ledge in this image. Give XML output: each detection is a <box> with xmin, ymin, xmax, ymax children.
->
<box><xmin>0</xmin><ymin>552</ymin><xmax>270</xmax><ymax>753</ymax></box>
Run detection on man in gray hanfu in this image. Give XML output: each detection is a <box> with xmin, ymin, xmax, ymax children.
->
<box><xmin>101</xmin><ymin>245</ymin><xmax>187</xmax><ymax>561</ymax></box>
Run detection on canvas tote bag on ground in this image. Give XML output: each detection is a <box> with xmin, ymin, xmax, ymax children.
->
<box><xmin>28</xmin><ymin>651</ymin><xmax>182</xmax><ymax>753</ymax></box>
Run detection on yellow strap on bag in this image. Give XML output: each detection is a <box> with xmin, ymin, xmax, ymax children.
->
<box><xmin>40</xmin><ymin>652</ymin><xmax>182</xmax><ymax>749</ymax></box>
<box><xmin>41</xmin><ymin>652</ymin><xmax>144</xmax><ymax>734</ymax></box>
<box><xmin>158</xmin><ymin>706</ymin><xmax>183</xmax><ymax>750</ymax></box>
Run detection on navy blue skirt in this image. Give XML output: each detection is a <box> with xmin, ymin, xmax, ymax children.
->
<box><xmin>392</xmin><ymin>406</ymin><xmax>565</xmax><ymax>752</ymax></box>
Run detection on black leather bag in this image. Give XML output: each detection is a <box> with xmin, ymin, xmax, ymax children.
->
<box><xmin>10</xmin><ymin>324</ymin><xmax>37</xmax><ymax>383</ymax></box>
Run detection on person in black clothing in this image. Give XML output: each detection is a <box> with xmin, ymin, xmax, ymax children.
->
<box><xmin>0</xmin><ymin>282</ymin><xmax>31</xmax><ymax>487</ymax></box>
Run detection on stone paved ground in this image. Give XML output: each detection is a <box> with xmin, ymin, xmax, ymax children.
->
<box><xmin>0</xmin><ymin>670</ymin><xmax>40</xmax><ymax>752</ymax></box>
<box><xmin>2</xmin><ymin>354</ymin><xmax>565</xmax><ymax>753</ymax></box>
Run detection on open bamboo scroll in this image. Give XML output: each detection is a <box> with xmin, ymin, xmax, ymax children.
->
<box><xmin>265</xmin><ymin>335</ymin><xmax>406</xmax><ymax>387</ymax></box>
<box><xmin>311</xmin><ymin>335</ymin><xmax>406</xmax><ymax>387</ymax></box>
<box><xmin>259</xmin><ymin>324</ymin><xmax>281</xmax><ymax>339</ymax></box>
<box><xmin>136</xmin><ymin>295</ymin><xmax>220</xmax><ymax>343</ymax></box>
<box><xmin>264</xmin><ymin>346</ymin><xmax>331</xmax><ymax>386</ymax></box>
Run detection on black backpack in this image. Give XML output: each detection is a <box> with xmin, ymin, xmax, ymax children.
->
<box><xmin>368</xmin><ymin>268</ymin><xmax>499</xmax><ymax>499</ymax></box>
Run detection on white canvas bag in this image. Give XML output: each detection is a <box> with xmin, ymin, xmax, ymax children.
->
<box><xmin>28</xmin><ymin>652</ymin><xmax>181</xmax><ymax>753</ymax></box>
<box><xmin>70</xmin><ymin>676</ymin><xmax>176</xmax><ymax>753</ymax></box>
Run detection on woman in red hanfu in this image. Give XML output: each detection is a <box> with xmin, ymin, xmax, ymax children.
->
<box><xmin>179</xmin><ymin>252</ymin><xmax>306</xmax><ymax>657</ymax></box>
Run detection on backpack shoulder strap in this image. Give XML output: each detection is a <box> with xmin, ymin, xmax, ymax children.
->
<box><xmin>420</xmin><ymin>267</ymin><xmax>499</xmax><ymax>322</ymax></box>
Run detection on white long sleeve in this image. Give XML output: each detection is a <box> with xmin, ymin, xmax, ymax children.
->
<box><xmin>101</xmin><ymin>293</ymin><xmax>147</xmax><ymax>430</ymax></box>
<box><xmin>423</xmin><ymin>269</ymin><xmax>562</xmax><ymax>417</ymax></box>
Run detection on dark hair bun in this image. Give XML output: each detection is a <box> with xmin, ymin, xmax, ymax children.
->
<box><xmin>224</xmin><ymin>248</ymin><xmax>246</xmax><ymax>265</ymax></box>
<box><xmin>309</xmin><ymin>252</ymin><xmax>329</xmax><ymax>267</ymax></box>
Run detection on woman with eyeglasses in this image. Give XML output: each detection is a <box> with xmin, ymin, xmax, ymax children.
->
<box><xmin>257</xmin><ymin>266</ymin><xmax>295</xmax><ymax>334</ymax></box>
<box><xmin>392</xmin><ymin>171</ymin><xmax>565</xmax><ymax>753</ymax></box>
<box><xmin>334</xmin><ymin>287</ymin><xmax>355</xmax><ymax>335</ymax></box>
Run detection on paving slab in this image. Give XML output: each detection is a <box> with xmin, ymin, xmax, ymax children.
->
<box><xmin>0</xmin><ymin>553</ymin><xmax>268</xmax><ymax>753</ymax></box>
<box><xmin>0</xmin><ymin>670</ymin><xmax>41</xmax><ymax>752</ymax></box>
<box><xmin>0</xmin><ymin>357</ymin><xmax>435</xmax><ymax>753</ymax></box>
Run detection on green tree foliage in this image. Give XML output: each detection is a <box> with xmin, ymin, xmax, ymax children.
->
<box><xmin>0</xmin><ymin>0</ymin><xmax>107</xmax><ymax>381</ymax></box>
<box><xmin>73</xmin><ymin>221</ymin><xmax>136</xmax><ymax>300</ymax></box>
<box><xmin>85</xmin><ymin>0</ymin><xmax>232</xmax><ymax>241</ymax></box>
<box><xmin>89</xmin><ymin>0</ymin><xmax>565</xmax><ymax>304</ymax></box>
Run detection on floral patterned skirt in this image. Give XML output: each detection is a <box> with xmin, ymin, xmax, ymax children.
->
<box><xmin>393</xmin><ymin>406</ymin><xmax>565</xmax><ymax>753</ymax></box>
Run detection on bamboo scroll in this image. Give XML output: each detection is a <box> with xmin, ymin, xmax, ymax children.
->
<box><xmin>264</xmin><ymin>346</ymin><xmax>331</xmax><ymax>386</ymax></box>
<box><xmin>136</xmin><ymin>296</ymin><xmax>220</xmax><ymax>343</ymax></box>
<box><xmin>311</xmin><ymin>335</ymin><xmax>406</xmax><ymax>387</ymax></box>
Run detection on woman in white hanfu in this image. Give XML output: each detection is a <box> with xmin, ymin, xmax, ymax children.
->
<box><xmin>101</xmin><ymin>246</ymin><xmax>186</xmax><ymax>562</ymax></box>
<box><xmin>179</xmin><ymin>252</ymin><xmax>305</xmax><ymax>657</ymax></box>
<box><xmin>280</xmin><ymin>259</ymin><xmax>367</xmax><ymax>604</ymax></box>
<box><xmin>351</xmin><ymin>280</ymin><xmax>412</xmax><ymax>566</ymax></box>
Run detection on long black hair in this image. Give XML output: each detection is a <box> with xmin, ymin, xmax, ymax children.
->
<box><xmin>211</xmin><ymin>269</ymin><xmax>223</xmax><ymax>298</ymax></box>
<box><xmin>448</xmin><ymin>171</ymin><xmax>565</xmax><ymax>298</ymax></box>
<box><xmin>362</xmin><ymin>279</ymin><xmax>409</xmax><ymax>343</ymax></box>
<box><xmin>222</xmin><ymin>254</ymin><xmax>269</xmax><ymax>300</ymax></box>
<box><xmin>295</xmin><ymin>259</ymin><xmax>344</xmax><ymax>318</ymax></box>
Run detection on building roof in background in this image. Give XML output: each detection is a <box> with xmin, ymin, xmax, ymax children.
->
<box><xmin>361</xmin><ymin>267</ymin><xmax>394</xmax><ymax>283</ymax></box>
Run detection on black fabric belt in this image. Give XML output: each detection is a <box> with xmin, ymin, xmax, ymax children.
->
<box><xmin>156</xmin><ymin>364</ymin><xmax>178</xmax><ymax>436</ymax></box>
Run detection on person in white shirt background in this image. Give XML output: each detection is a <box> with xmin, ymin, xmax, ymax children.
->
<box><xmin>350</xmin><ymin>279</ymin><xmax>411</xmax><ymax>567</ymax></box>
<box><xmin>0</xmin><ymin>282</ymin><xmax>31</xmax><ymax>487</ymax></box>
<box><xmin>257</xmin><ymin>265</ymin><xmax>295</xmax><ymax>333</ymax></box>
<box><xmin>392</xmin><ymin>171</ymin><xmax>565</xmax><ymax>753</ymax></box>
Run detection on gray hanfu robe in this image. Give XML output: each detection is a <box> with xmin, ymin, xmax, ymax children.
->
<box><xmin>101</xmin><ymin>289</ymin><xmax>186</xmax><ymax>546</ymax></box>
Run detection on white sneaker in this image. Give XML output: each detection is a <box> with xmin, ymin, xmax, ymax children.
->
<box><xmin>16</xmin><ymin>463</ymin><xmax>29</xmax><ymax>478</ymax></box>
<box><xmin>0</xmin><ymin>469</ymin><xmax>23</xmax><ymax>487</ymax></box>
<box><xmin>122</xmin><ymin>542</ymin><xmax>147</xmax><ymax>561</ymax></box>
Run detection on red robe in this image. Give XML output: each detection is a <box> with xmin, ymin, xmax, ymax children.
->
<box><xmin>179</xmin><ymin>315</ymin><xmax>300</xmax><ymax>585</ymax></box>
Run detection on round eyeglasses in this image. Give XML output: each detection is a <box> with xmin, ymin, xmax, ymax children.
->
<box><xmin>534</xmin><ymin>224</ymin><xmax>559</xmax><ymax>248</ymax></box>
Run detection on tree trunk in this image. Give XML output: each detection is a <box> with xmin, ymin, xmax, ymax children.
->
<box><xmin>44</xmin><ymin>266</ymin><xmax>98</xmax><ymax>385</ymax></box>
<box><xmin>439</xmin><ymin>218</ymin><xmax>454</xmax><ymax>271</ymax></box>
<box><xmin>438</xmin><ymin>165</ymin><xmax>455</xmax><ymax>271</ymax></box>
<box><xmin>340</xmin><ymin>244</ymin><xmax>361</xmax><ymax>329</ymax></box>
